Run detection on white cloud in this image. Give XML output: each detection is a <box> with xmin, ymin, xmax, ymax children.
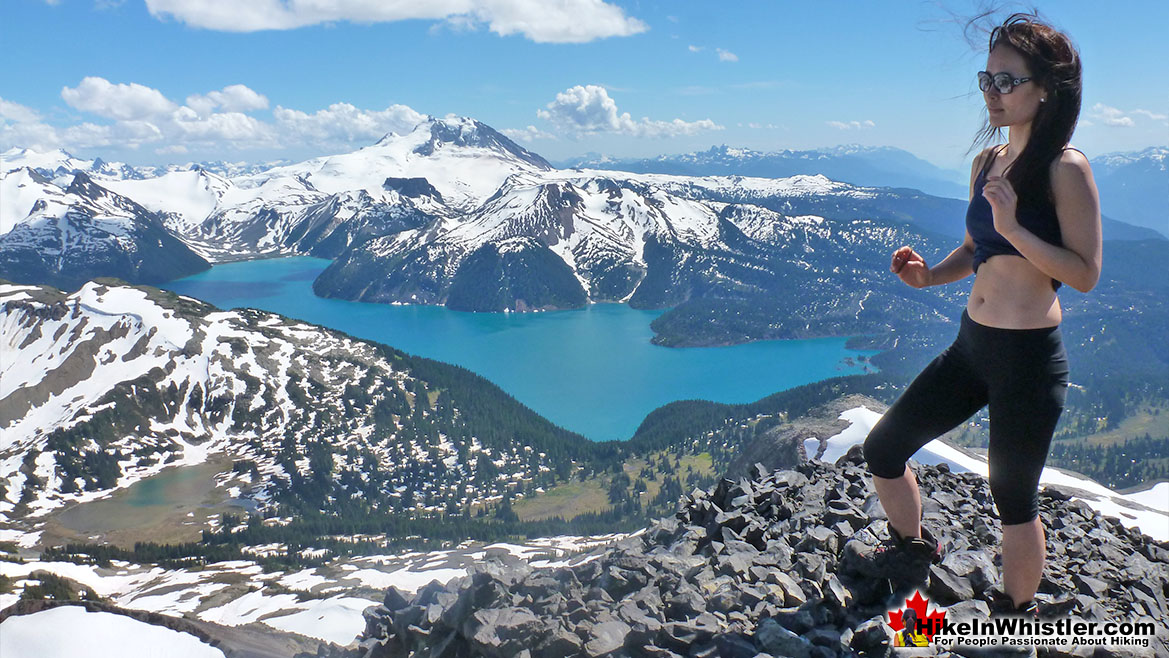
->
<box><xmin>1132</xmin><ymin>108</ymin><xmax>1168</xmax><ymax>122</ymax></box>
<box><xmin>473</xmin><ymin>0</ymin><xmax>648</xmax><ymax>43</ymax></box>
<box><xmin>0</xmin><ymin>98</ymin><xmax>42</xmax><ymax>123</ymax></box>
<box><xmin>186</xmin><ymin>84</ymin><xmax>269</xmax><ymax>116</ymax></box>
<box><xmin>171</xmin><ymin>108</ymin><xmax>276</xmax><ymax>146</ymax></box>
<box><xmin>61</xmin><ymin>121</ymin><xmax>155</xmax><ymax>150</ymax></box>
<box><xmin>432</xmin><ymin>13</ymin><xmax>478</xmax><ymax>35</ymax></box>
<box><xmin>536</xmin><ymin>84</ymin><xmax>722</xmax><ymax>138</ymax></box>
<box><xmin>0</xmin><ymin>120</ymin><xmax>63</xmax><ymax>152</ymax></box>
<box><xmin>4</xmin><ymin>76</ymin><xmax>430</xmax><ymax>157</ymax></box>
<box><xmin>61</xmin><ymin>76</ymin><xmax>178</xmax><ymax>120</ymax></box>
<box><xmin>144</xmin><ymin>0</ymin><xmax>647</xmax><ymax>43</ymax></box>
<box><xmin>691</xmin><ymin>45</ymin><xmax>739</xmax><ymax>62</ymax></box>
<box><xmin>1089</xmin><ymin>103</ymin><xmax>1134</xmax><ymax>128</ymax></box>
<box><xmin>273</xmin><ymin>102</ymin><xmax>427</xmax><ymax>146</ymax></box>
<box><xmin>1086</xmin><ymin>104</ymin><xmax>1168</xmax><ymax>127</ymax></box>
<box><xmin>501</xmin><ymin>125</ymin><xmax>557</xmax><ymax>142</ymax></box>
<box><xmin>827</xmin><ymin>120</ymin><xmax>876</xmax><ymax>130</ymax></box>
<box><xmin>51</xmin><ymin>78</ymin><xmax>277</xmax><ymax>149</ymax></box>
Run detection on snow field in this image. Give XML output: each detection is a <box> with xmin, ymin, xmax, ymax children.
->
<box><xmin>806</xmin><ymin>406</ymin><xmax>1169</xmax><ymax>542</ymax></box>
<box><xmin>0</xmin><ymin>606</ymin><xmax>226</xmax><ymax>658</ymax></box>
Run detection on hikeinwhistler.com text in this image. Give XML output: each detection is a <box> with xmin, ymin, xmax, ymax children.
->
<box><xmin>926</xmin><ymin>617</ymin><xmax>1159</xmax><ymax>650</ymax></box>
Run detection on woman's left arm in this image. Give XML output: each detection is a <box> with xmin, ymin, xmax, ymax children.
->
<box><xmin>982</xmin><ymin>149</ymin><xmax>1102</xmax><ymax>293</ymax></box>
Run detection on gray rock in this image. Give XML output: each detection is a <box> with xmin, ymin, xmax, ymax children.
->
<box><xmin>358</xmin><ymin>432</ymin><xmax>1169</xmax><ymax>658</ymax></box>
<box><xmin>462</xmin><ymin>607</ymin><xmax>545</xmax><ymax>657</ymax></box>
<box><xmin>382</xmin><ymin>586</ymin><xmax>410</xmax><ymax>611</ymax></box>
<box><xmin>754</xmin><ymin>617</ymin><xmax>813</xmax><ymax>658</ymax></box>
<box><xmin>638</xmin><ymin>647</ymin><xmax>684</xmax><ymax>658</ymax></box>
<box><xmin>659</xmin><ymin>613</ymin><xmax>720</xmax><ymax>651</ymax></box>
<box><xmin>804</xmin><ymin>626</ymin><xmax>843</xmax><ymax>648</ymax></box>
<box><xmin>850</xmin><ymin>616</ymin><xmax>892</xmax><ymax>657</ymax></box>
<box><xmin>795</xmin><ymin>526</ymin><xmax>838</xmax><ymax>554</ymax></box>
<box><xmin>928</xmin><ymin>564</ymin><xmax>975</xmax><ymax>604</ymax></box>
<box><xmin>773</xmin><ymin>607</ymin><xmax>816</xmax><ymax>634</ymax></box>
<box><xmin>714</xmin><ymin>633</ymin><xmax>758</xmax><ymax>658</ymax></box>
<box><xmin>823</xmin><ymin>573</ymin><xmax>852</xmax><ymax>609</ymax></box>
<box><xmin>582</xmin><ymin>619</ymin><xmax>631</xmax><ymax>657</ymax></box>
<box><xmin>664</xmin><ymin>587</ymin><xmax>705</xmax><ymax>620</ymax></box>
<box><xmin>940</xmin><ymin>550</ymin><xmax>997</xmax><ymax>593</ymax></box>
<box><xmin>771</xmin><ymin>571</ymin><xmax>807</xmax><ymax>607</ymax></box>
<box><xmin>707</xmin><ymin>580</ymin><xmax>742</xmax><ymax>613</ymax></box>
<box><xmin>1073</xmin><ymin>573</ymin><xmax>1110</xmax><ymax>597</ymax></box>
<box><xmin>534</xmin><ymin>624</ymin><xmax>583</xmax><ymax>658</ymax></box>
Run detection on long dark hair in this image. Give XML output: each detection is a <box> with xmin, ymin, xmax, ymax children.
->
<box><xmin>971</xmin><ymin>12</ymin><xmax>1082</xmax><ymax>206</ymax></box>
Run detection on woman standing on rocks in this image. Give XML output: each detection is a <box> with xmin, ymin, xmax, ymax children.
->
<box><xmin>850</xmin><ymin>12</ymin><xmax>1101</xmax><ymax>616</ymax></box>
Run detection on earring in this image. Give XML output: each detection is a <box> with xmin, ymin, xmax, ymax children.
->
<box><xmin>1040</xmin><ymin>98</ymin><xmax>1047</xmax><ymax>103</ymax></box>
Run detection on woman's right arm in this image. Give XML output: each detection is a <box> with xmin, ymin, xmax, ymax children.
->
<box><xmin>892</xmin><ymin>148</ymin><xmax>990</xmax><ymax>288</ymax></box>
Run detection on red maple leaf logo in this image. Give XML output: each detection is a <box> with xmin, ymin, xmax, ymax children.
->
<box><xmin>887</xmin><ymin>590</ymin><xmax>947</xmax><ymax>641</ymax></box>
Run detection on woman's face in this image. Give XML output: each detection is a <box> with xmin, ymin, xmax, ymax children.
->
<box><xmin>984</xmin><ymin>44</ymin><xmax>1045</xmax><ymax>129</ymax></box>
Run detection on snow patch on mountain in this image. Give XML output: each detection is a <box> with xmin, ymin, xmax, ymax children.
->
<box><xmin>0</xmin><ymin>607</ymin><xmax>226</xmax><ymax>658</ymax></box>
<box><xmin>0</xmin><ymin>532</ymin><xmax>631</xmax><ymax>647</ymax></box>
<box><xmin>101</xmin><ymin>169</ymin><xmax>232</xmax><ymax>231</ymax></box>
<box><xmin>804</xmin><ymin>406</ymin><xmax>1169</xmax><ymax>542</ymax></box>
<box><xmin>235</xmin><ymin>116</ymin><xmax>550</xmax><ymax>214</ymax></box>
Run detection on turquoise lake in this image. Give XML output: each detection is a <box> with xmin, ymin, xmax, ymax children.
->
<box><xmin>162</xmin><ymin>257</ymin><xmax>879</xmax><ymax>441</ymax></box>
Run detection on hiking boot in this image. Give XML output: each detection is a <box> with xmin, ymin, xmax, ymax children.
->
<box><xmin>842</xmin><ymin>524</ymin><xmax>941</xmax><ymax>584</ymax></box>
<box><xmin>988</xmin><ymin>589</ymin><xmax>1039</xmax><ymax>619</ymax></box>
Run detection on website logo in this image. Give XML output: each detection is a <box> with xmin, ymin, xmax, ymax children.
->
<box><xmin>881</xmin><ymin>590</ymin><xmax>1161</xmax><ymax>652</ymax></box>
<box><xmin>887</xmin><ymin>590</ymin><xmax>947</xmax><ymax>648</ymax></box>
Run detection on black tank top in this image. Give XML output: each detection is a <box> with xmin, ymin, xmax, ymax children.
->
<box><xmin>965</xmin><ymin>146</ymin><xmax>1067</xmax><ymax>291</ymax></box>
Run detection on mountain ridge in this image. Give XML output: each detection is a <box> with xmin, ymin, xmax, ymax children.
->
<box><xmin>0</xmin><ymin>279</ymin><xmax>619</xmax><ymax>531</ymax></box>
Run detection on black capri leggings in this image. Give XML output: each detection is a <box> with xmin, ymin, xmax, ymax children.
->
<box><xmin>863</xmin><ymin>309</ymin><xmax>1069</xmax><ymax>525</ymax></box>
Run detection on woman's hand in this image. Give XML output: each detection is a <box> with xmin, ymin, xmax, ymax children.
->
<box><xmin>983</xmin><ymin>175</ymin><xmax>1021</xmax><ymax>237</ymax></box>
<box><xmin>891</xmin><ymin>246</ymin><xmax>932</xmax><ymax>288</ymax></box>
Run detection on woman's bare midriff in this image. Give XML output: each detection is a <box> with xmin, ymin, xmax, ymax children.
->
<box><xmin>967</xmin><ymin>254</ymin><xmax>1062</xmax><ymax>329</ymax></box>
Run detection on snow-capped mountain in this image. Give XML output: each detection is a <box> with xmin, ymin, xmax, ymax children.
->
<box><xmin>1091</xmin><ymin>146</ymin><xmax>1169</xmax><ymax>237</ymax></box>
<box><xmin>0</xmin><ymin>147</ymin><xmax>286</xmax><ymax>183</ymax></box>
<box><xmin>1</xmin><ymin>148</ymin><xmax>91</xmax><ymax>178</ymax></box>
<box><xmin>0</xmin><ymin>280</ymin><xmax>597</xmax><ymax>525</ymax></box>
<box><xmin>3</xmin><ymin>124</ymin><xmax>1162</xmax><ymax>313</ymax></box>
<box><xmin>311</xmin><ymin>169</ymin><xmax>965</xmax><ymax>328</ymax></box>
<box><xmin>562</xmin><ymin>144</ymin><xmax>971</xmax><ymax>200</ymax></box>
<box><xmin>0</xmin><ymin>167</ymin><xmax>59</xmax><ymax>236</ymax></box>
<box><xmin>38</xmin><ymin>116</ymin><xmax>550</xmax><ymax>262</ymax></box>
<box><xmin>225</xmin><ymin>115</ymin><xmax>551</xmax><ymax>213</ymax></box>
<box><xmin>0</xmin><ymin>172</ymin><xmax>210</xmax><ymax>290</ymax></box>
<box><xmin>191</xmin><ymin>178</ymin><xmax>439</xmax><ymax>260</ymax></box>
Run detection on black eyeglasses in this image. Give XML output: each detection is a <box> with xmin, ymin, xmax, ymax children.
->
<box><xmin>978</xmin><ymin>71</ymin><xmax>1033</xmax><ymax>94</ymax></box>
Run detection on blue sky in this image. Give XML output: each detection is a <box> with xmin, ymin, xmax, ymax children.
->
<box><xmin>2</xmin><ymin>0</ymin><xmax>1165</xmax><ymax>171</ymax></box>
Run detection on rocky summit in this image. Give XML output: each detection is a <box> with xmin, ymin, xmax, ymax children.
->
<box><xmin>358</xmin><ymin>448</ymin><xmax>1168</xmax><ymax>658</ymax></box>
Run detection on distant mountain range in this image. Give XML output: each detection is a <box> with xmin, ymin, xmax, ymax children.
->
<box><xmin>560</xmin><ymin>144</ymin><xmax>972</xmax><ymax>200</ymax></box>
<box><xmin>0</xmin><ymin>121</ymin><xmax>1163</xmax><ymax>351</ymax></box>
<box><xmin>1090</xmin><ymin>146</ymin><xmax>1168</xmax><ymax>237</ymax></box>
<box><xmin>565</xmin><ymin>144</ymin><xmax>1169</xmax><ymax>238</ymax></box>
